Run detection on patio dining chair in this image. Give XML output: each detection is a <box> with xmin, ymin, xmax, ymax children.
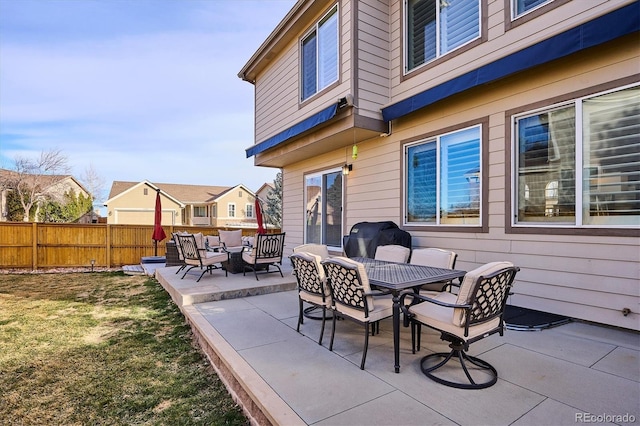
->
<box><xmin>175</xmin><ymin>234</ymin><xmax>229</xmax><ymax>282</ymax></box>
<box><xmin>322</xmin><ymin>256</ymin><xmax>393</xmax><ymax>370</ymax></box>
<box><xmin>241</xmin><ymin>232</ymin><xmax>286</xmax><ymax>280</ymax></box>
<box><xmin>374</xmin><ymin>245</ymin><xmax>411</xmax><ymax>263</ymax></box>
<box><xmin>409</xmin><ymin>248</ymin><xmax>458</xmax><ymax>292</ymax></box>
<box><xmin>171</xmin><ymin>232</ymin><xmax>188</xmax><ymax>275</ymax></box>
<box><xmin>401</xmin><ymin>261</ymin><xmax>519</xmax><ymax>389</ymax></box>
<box><xmin>290</xmin><ymin>252</ymin><xmax>332</xmax><ymax>345</ymax></box>
<box><xmin>293</xmin><ymin>243</ymin><xmax>329</xmax><ymax>260</ymax></box>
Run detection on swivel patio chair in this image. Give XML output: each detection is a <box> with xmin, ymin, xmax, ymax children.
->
<box><xmin>175</xmin><ymin>234</ymin><xmax>229</xmax><ymax>282</ymax></box>
<box><xmin>241</xmin><ymin>232</ymin><xmax>286</xmax><ymax>280</ymax></box>
<box><xmin>374</xmin><ymin>245</ymin><xmax>411</xmax><ymax>263</ymax></box>
<box><xmin>290</xmin><ymin>252</ymin><xmax>332</xmax><ymax>345</ymax></box>
<box><xmin>322</xmin><ymin>257</ymin><xmax>393</xmax><ymax>370</ymax></box>
<box><xmin>401</xmin><ymin>261</ymin><xmax>519</xmax><ymax>389</ymax></box>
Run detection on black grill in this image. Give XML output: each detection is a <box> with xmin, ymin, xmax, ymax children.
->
<box><xmin>342</xmin><ymin>221</ymin><xmax>412</xmax><ymax>258</ymax></box>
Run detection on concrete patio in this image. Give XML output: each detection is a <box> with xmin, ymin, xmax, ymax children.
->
<box><xmin>154</xmin><ymin>262</ymin><xmax>639</xmax><ymax>426</ymax></box>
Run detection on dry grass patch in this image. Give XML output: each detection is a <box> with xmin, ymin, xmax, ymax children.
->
<box><xmin>0</xmin><ymin>271</ymin><xmax>248</xmax><ymax>425</ymax></box>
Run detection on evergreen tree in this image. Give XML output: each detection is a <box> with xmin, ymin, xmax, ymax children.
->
<box><xmin>265</xmin><ymin>172</ymin><xmax>282</xmax><ymax>228</ymax></box>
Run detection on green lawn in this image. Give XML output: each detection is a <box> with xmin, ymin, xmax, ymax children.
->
<box><xmin>0</xmin><ymin>271</ymin><xmax>248</xmax><ymax>425</ymax></box>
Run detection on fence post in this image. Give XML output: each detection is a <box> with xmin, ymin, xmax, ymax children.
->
<box><xmin>106</xmin><ymin>224</ymin><xmax>111</xmax><ymax>268</ymax></box>
<box><xmin>32</xmin><ymin>222</ymin><xmax>37</xmax><ymax>270</ymax></box>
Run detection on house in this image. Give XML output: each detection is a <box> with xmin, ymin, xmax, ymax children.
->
<box><xmin>0</xmin><ymin>168</ymin><xmax>91</xmax><ymax>222</ymax></box>
<box><xmin>104</xmin><ymin>180</ymin><xmax>262</xmax><ymax>228</ymax></box>
<box><xmin>239</xmin><ymin>0</ymin><xmax>639</xmax><ymax>330</ymax></box>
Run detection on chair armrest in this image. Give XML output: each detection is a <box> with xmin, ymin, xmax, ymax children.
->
<box><xmin>399</xmin><ymin>290</ymin><xmax>471</xmax><ymax>309</ymax></box>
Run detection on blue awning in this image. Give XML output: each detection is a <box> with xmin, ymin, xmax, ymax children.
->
<box><xmin>382</xmin><ymin>3</ymin><xmax>639</xmax><ymax>122</ymax></box>
<box><xmin>246</xmin><ymin>103</ymin><xmax>338</xmax><ymax>158</ymax></box>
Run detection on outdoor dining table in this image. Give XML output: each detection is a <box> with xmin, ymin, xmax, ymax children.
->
<box><xmin>352</xmin><ymin>256</ymin><xmax>467</xmax><ymax>373</ymax></box>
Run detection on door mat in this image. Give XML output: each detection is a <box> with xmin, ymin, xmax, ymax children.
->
<box><xmin>504</xmin><ymin>305</ymin><xmax>571</xmax><ymax>331</ymax></box>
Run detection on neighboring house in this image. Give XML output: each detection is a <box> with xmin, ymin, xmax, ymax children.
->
<box><xmin>0</xmin><ymin>168</ymin><xmax>91</xmax><ymax>222</ymax></box>
<box><xmin>239</xmin><ymin>0</ymin><xmax>639</xmax><ymax>330</ymax></box>
<box><xmin>256</xmin><ymin>182</ymin><xmax>275</xmax><ymax>203</ymax></box>
<box><xmin>104</xmin><ymin>180</ymin><xmax>262</xmax><ymax>228</ymax></box>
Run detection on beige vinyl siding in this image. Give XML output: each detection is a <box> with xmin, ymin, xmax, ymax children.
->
<box><xmin>254</xmin><ymin>2</ymin><xmax>355</xmax><ymax>145</ymax></box>
<box><xmin>254</xmin><ymin>45</ymin><xmax>299</xmax><ymax>143</ymax></box>
<box><xmin>355</xmin><ymin>0</ymin><xmax>390</xmax><ymax>120</ymax></box>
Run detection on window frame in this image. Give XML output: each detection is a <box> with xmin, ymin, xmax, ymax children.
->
<box><xmin>505</xmin><ymin>0</ymin><xmax>571</xmax><ymax>30</ymax></box>
<box><xmin>300</xmin><ymin>4</ymin><xmax>339</xmax><ymax>102</ymax></box>
<box><xmin>193</xmin><ymin>206</ymin><xmax>207</xmax><ymax>218</ymax></box>
<box><xmin>303</xmin><ymin>167</ymin><xmax>344</xmax><ymax>250</ymax></box>
<box><xmin>403</xmin><ymin>120</ymin><xmax>488</xmax><ymax>232</ymax></box>
<box><xmin>403</xmin><ymin>0</ymin><xmax>482</xmax><ymax>75</ymax></box>
<box><xmin>246</xmin><ymin>203</ymin><xmax>254</xmax><ymax>219</ymax></box>
<box><xmin>227</xmin><ymin>203</ymin><xmax>236</xmax><ymax>218</ymax></box>
<box><xmin>509</xmin><ymin>82</ymin><xmax>640</xmax><ymax>233</ymax></box>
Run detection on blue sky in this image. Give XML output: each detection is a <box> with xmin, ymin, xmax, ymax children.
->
<box><xmin>0</xmin><ymin>0</ymin><xmax>295</xmax><ymax>206</ymax></box>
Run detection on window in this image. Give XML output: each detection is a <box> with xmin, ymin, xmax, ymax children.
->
<box><xmin>246</xmin><ymin>203</ymin><xmax>254</xmax><ymax>218</ymax></box>
<box><xmin>228</xmin><ymin>203</ymin><xmax>236</xmax><ymax>218</ymax></box>
<box><xmin>512</xmin><ymin>0</ymin><xmax>552</xmax><ymax>19</ymax></box>
<box><xmin>513</xmin><ymin>85</ymin><xmax>640</xmax><ymax>227</ymax></box>
<box><xmin>405</xmin><ymin>125</ymin><xmax>482</xmax><ymax>225</ymax></box>
<box><xmin>405</xmin><ymin>0</ymin><xmax>480</xmax><ymax>72</ymax></box>
<box><xmin>301</xmin><ymin>5</ymin><xmax>338</xmax><ymax>101</ymax></box>
<box><xmin>304</xmin><ymin>169</ymin><xmax>343</xmax><ymax>247</ymax></box>
<box><xmin>194</xmin><ymin>206</ymin><xmax>207</xmax><ymax>218</ymax></box>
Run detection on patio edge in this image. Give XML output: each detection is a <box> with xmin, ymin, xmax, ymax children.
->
<box><xmin>182</xmin><ymin>305</ymin><xmax>305</xmax><ymax>426</ymax></box>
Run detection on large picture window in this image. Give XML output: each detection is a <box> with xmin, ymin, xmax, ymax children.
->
<box><xmin>513</xmin><ymin>85</ymin><xmax>640</xmax><ymax>227</ymax></box>
<box><xmin>304</xmin><ymin>169</ymin><xmax>343</xmax><ymax>248</ymax></box>
<box><xmin>405</xmin><ymin>0</ymin><xmax>480</xmax><ymax>72</ymax></box>
<box><xmin>405</xmin><ymin>125</ymin><xmax>482</xmax><ymax>225</ymax></box>
<box><xmin>301</xmin><ymin>5</ymin><xmax>338</xmax><ymax>101</ymax></box>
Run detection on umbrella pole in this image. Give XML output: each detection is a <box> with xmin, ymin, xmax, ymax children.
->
<box><xmin>154</xmin><ymin>240</ymin><xmax>158</xmax><ymax>256</ymax></box>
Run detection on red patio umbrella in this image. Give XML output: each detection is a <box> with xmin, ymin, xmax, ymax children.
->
<box><xmin>152</xmin><ymin>189</ymin><xmax>166</xmax><ymax>256</ymax></box>
<box><xmin>255</xmin><ymin>198</ymin><xmax>265</xmax><ymax>234</ymax></box>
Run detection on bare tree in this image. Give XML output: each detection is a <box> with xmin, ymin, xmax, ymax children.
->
<box><xmin>80</xmin><ymin>163</ymin><xmax>106</xmax><ymax>212</ymax></box>
<box><xmin>1</xmin><ymin>149</ymin><xmax>70</xmax><ymax>221</ymax></box>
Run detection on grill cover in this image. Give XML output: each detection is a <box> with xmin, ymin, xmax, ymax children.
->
<box><xmin>343</xmin><ymin>221</ymin><xmax>412</xmax><ymax>258</ymax></box>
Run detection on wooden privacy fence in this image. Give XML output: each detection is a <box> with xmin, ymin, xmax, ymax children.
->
<box><xmin>0</xmin><ymin>222</ymin><xmax>275</xmax><ymax>270</ymax></box>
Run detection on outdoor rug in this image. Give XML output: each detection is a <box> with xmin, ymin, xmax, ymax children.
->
<box><xmin>504</xmin><ymin>305</ymin><xmax>571</xmax><ymax>331</ymax></box>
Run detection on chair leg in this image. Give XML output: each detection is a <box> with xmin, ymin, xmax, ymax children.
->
<box><xmin>410</xmin><ymin>322</ymin><xmax>416</xmax><ymax>354</ymax></box>
<box><xmin>318</xmin><ymin>307</ymin><xmax>326</xmax><ymax>346</ymax></box>
<box><xmin>360</xmin><ymin>323</ymin><xmax>370</xmax><ymax>370</ymax></box>
<box><xmin>181</xmin><ymin>265</ymin><xmax>196</xmax><ymax>279</ymax></box>
<box><xmin>329</xmin><ymin>313</ymin><xmax>337</xmax><ymax>351</ymax></box>
<box><xmin>297</xmin><ymin>298</ymin><xmax>303</xmax><ymax>332</ymax></box>
<box><xmin>196</xmin><ymin>268</ymin><xmax>208</xmax><ymax>282</ymax></box>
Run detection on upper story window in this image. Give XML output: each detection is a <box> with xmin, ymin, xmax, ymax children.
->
<box><xmin>301</xmin><ymin>5</ymin><xmax>338</xmax><ymax>101</ymax></box>
<box><xmin>405</xmin><ymin>124</ymin><xmax>482</xmax><ymax>226</ymax></box>
<box><xmin>513</xmin><ymin>84</ymin><xmax>640</xmax><ymax>228</ymax></box>
<box><xmin>228</xmin><ymin>203</ymin><xmax>236</xmax><ymax>218</ymax></box>
<box><xmin>246</xmin><ymin>203</ymin><xmax>254</xmax><ymax>218</ymax></box>
<box><xmin>512</xmin><ymin>0</ymin><xmax>552</xmax><ymax>19</ymax></box>
<box><xmin>405</xmin><ymin>0</ymin><xmax>480</xmax><ymax>73</ymax></box>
